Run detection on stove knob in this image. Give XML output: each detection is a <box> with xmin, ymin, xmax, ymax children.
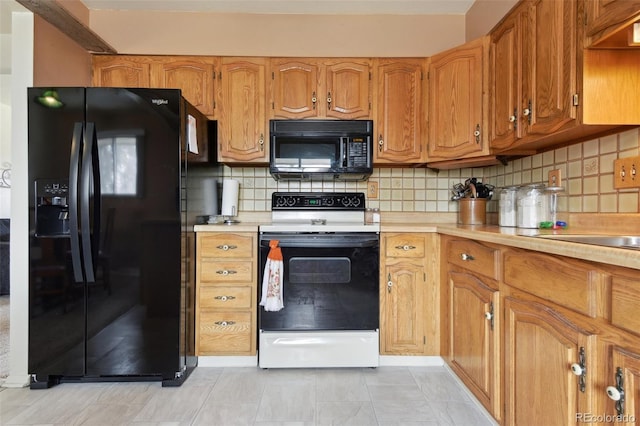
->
<box><xmin>286</xmin><ymin>197</ymin><xmax>296</xmax><ymax>207</ymax></box>
<box><xmin>325</xmin><ymin>197</ymin><xmax>334</xmax><ymax>206</ymax></box>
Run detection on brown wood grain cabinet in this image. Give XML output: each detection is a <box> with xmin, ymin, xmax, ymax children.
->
<box><xmin>372</xmin><ymin>59</ymin><xmax>428</xmax><ymax>165</ymax></box>
<box><xmin>380</xmin><ymin>233</ymin><xmax>430</xmax><ymax>355</ymax></box>
<box><xmin>441</xmin><ymin>235</ymin><xmax>640</xmax><ymax>425</ymax></box>
<box><xmin>216</xmin><ymin>57</ymin><xmax>268</xmax><ymax>164</ymax></box>
<box><xmin>427</xmin><ymin>37</ymin><xmax>489</xmax><ymax>162</ymax></box>
<box><xmin>269</xmin><ymin>58</ymin><xmax>371</xmax><ymax>120</ymax></box>
<box><xmin>442</xmin><ymin>237</ymin><xmax>501</xmax><ymax>421</ymax></box>
<box><xmin>195</xmin><ymin>232</ymin><xmax>257</xmax><ymax>356</ymax></box>
<box><xmin>92</xmin><ymin>55</ymin><xmax>151</xmax><ymax>88</ymax></box>
<box><xmin>584</xmin><ymin>0</ymin><xmax>640</xmax><ymax>47</ymax></box>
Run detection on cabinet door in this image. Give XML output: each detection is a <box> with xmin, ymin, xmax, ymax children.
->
<box><xmin>92</xmin><ymin>56</ymin><xmax>150</xmax><ymax>88</ymax></box>
<box><xmin>448</xmin><ymin>271</ymin><xmax>500</xmax><ymax>420</ymax></box>
<box><xmin>585</xmin><ymin>0</ymin><xmax>640</xmax><ymax>46</ymax></box>
<box><xmin>489</xmin><ymin>10</ymin><xmax>523</xmax><ymax>150</ymax></box>
<box><xmin>428</xmin><ymin>37</ymin><xmax>488</xmax><ymax>160</ymax></box>
<box><xmin>522</xmin><ymin>0</ymin><xmax>578</xmax><ymax>137</ymax></box>
<box><xmin>324</xmin><ymin>60</ymin><xmax>371</xmax><ymax>119</ymax></box>
<box><xmin>150</xmin><ymin>57</ymin><xmax>216</xmax><ymax>116</ymax></box>
<box><xmin>217</xmin><ymin>58</ymin><xmax>268</xmax><ymax>163</ymax></box>
<box><xmin>604</xmin><ymin>346</ymin><xmax>640</xmax><ymax>425</ymax></box>
<box><xmin>373</xmin><ymin>59</ymin><xmax>427</xmax><ymax>164</ymax></box>
<box><xmin>380</xmin><ymin>262</ymin><xmax>425</xmax><ymax>354</ymax></box>
<box><xmin>270</xmin><ymin>59</ymin><xmax>320</xmax><ymax>119</ymax></box>
<box><xmin>504</xmin><ymin>296</ymin><xmax>595</xmax><ymax>426</ymax></box>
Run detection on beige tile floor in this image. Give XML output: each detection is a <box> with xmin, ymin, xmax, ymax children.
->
<box><xmin>0</xmin><ymin>365</ymin><xmax>496</xmax><ymax>425</ymax></box>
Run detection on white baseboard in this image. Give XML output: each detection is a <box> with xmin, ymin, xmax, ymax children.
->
<box><xmin>1</xmin><ymin>374</ymin><xmax>30</xmax><ymax>388</ymax></box>
<box><xmin>378</xmin><ymin>355</ymin><xmax>445</xmax><ymax>367</ymax></box>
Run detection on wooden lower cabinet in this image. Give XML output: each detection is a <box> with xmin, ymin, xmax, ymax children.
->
<box><xmin>503</xmin><ymin>295</ymin><xmax>597</xmax><ymax>426</ymax></box>
<box><xmin>448</xmin><ymin>271</ymin><xmax>500</xmax><ymax>420</ymax></box>
<box><xmin>195</xmin><ymin>232</ymin><xmax>257</xmax><ymax>356</ymax></box>
<box><xmin>380</xmin><ymin>233</ymin><xmax>437</xmax><ymax>355</ymax></box>
<box><xmin>602</xmin><ymin>344</ymin><xmax>640</xmax><ymax>425</ymax></box>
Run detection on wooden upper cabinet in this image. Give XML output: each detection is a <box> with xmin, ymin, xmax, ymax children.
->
<box><xmin>372</xmin><ymin>58</ymin><xmax>427</xmax><ymax>165</ymax></box>
<box><xmin>150</xmin><ymin>57</ymin><xmax>217</xmax><ymax>116</ymax></box>
<box><xmin>324</xmin><ymin>60</ymin><xmax>371</xmax><ymax>119</ymax></box>
<box><xmin>270</xmin><ymin>59</ymin><xmax>320</xmax><ymax>119</ymax></box>
<box><xmin>490</xmin><ymin>0</ymin><xmax>579</xmax><ymax>152</ymax></box>
<box><xmin>216</xmin><ymin>57</ymin><xmax>268</xmax><ymax>164</ymax></box>
<box><xmin>427</xmin><ymin>37</ymin><xmax>489</xmax><ymax>161</ymax></box>
<box><xmin>92</xmin><ymin>56</ymin><xmax>151</xmax><ymax>88</ymax></box>
<box><xmin>584</xmin><ymin>0</ymin><xmax>640</xmax><ymax>47</ymax></box>
<box><xmin>269</xmin><ymin>58</ymin><xmax>371</xmax><ymax>120</ymax></box>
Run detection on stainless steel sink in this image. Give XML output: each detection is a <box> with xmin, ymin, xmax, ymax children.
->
<box><xmin>534</xmin><ymin>234</ymin><xmax>640</xmax><ymax>250</ymax></box>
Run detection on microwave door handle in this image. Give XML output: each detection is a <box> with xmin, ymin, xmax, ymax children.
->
<box><xmin>340</xmin><ymin>137</ymin><xmax>347</xmax><ymax>167</ymax></box>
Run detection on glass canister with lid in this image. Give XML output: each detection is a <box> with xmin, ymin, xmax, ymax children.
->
<box><xmin>516</xmin><ymin>184</ymin><xmax>549</xmax><ymax>228</ymax></box>
<box><xmin>498</xmin><ymin>186</ymin><xmax>519</xmax><ymax>227</ymax></box>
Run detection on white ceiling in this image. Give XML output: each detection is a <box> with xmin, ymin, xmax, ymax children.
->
<box><xmin>80</xmin><ymin>0</ymin><xmax>476</xmax><ymax>15</ymax></box>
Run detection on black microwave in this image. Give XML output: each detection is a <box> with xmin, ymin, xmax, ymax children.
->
<box><xmin>269</xmin><ymin>119</ymin><xmax>373</xmax><ymax>181</ymax></box>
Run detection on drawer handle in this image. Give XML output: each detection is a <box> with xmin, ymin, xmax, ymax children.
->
<box><xmin>214</xmin><ymin>321</ymin><xmax>236</xmax><ymax>327</ymax></box>
<box><xmin>214</xmin><ymin>295</ymin><xmax>236</xmax><ymax>301</ymax></box>
<box><xmin>216</xmin><ymin>244</ymin><xmax>237</xmax><ymax>251</ymax></box>
<box><xmin>395</xmin><ymin>245</ymin><xmax>416</xmax><ymax>251</ymax></box>
<box><xmin>460</xmin><ymin>253</ymin><xmax>475</xmax><ymax>261</ymax></box>
<box><xmin>570</xmin><ymin>347</ymin><xmax>587</xmax><ymax>393</ymax></box>
<box><xmin>216</xmin><ymin>270</ymin><xmax>237</xmax><ymax>276</ymax></box>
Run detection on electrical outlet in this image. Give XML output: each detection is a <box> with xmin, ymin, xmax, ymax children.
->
<box><xmin>368</xmin><ymin>181</ymin><xmax>379</xmax><ymax>199</ymax></box>
<box><xmin>548</xmin><ymin>169</ymin><xmax>562</xmax><ymax>187</ymax></box>
<box><xmin>614</xmin><ymin>156</ymin><xmax>640</xmax><ymax>189</ymax></box>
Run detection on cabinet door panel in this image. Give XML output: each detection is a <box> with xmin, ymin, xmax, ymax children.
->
<box><xmin>449</xmin><ymin>271</ymin><xmax>499</xmax><ymax>418</ymax></box>
<box><xmin>325</xmin><ymin>61</ymin><xmax>371</xmax><ymax>119</ymax></box>
<box><xmin>504</xmin><ymin>297</ymin><xmax>595</xmax><ymax>426</ymax></box>
<box><xmin>150</xmin><ymin>58</ymin><xmax>215</xmax><ymax>116</ymax></box>
<box><xmin>92</xmin><ymin>56</ymin><xmax>150</xmax><ymax>88</ymax></box>
<box><xmin>271</xmin><ymin>60</ymin><xmax>320</xmax><ymax>119</ymax></box>
<box><xmin>606</xmin><ymin>346</ymin><xmax>640</xmax><ymax>424</ymax></box>
<box><xmin>217</xmin><ymin>58</ymin><xmax>267</xmax><ymax>163</ymax></box>
<box><xmin>373</xmin><ymin>59</ymin><xmax>426</xmax><ymax>164</ymax></box>
<box><xmin>428</xmin><ymin>38</ymin><xmax>487</xmax><ymax>160</ymax></box>
<box><xmin>524</xmin><ymin>0</ymin><xmax>577</xmax><ymax>136</ymax></box>
<box><xmin>380</xmin><ymin>262</ymin><xmax>425</xmax><ymax>354</ymax></box>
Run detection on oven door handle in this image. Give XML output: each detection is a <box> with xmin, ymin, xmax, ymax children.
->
<box><xmin>260</xmin><ymin>237</ymin><xmax>379</xmax><ymax>249</ymax></box>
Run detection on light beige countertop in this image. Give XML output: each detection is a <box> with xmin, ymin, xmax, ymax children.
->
<box><xmin>192</xmin><ymin>212</ymin><xmax>640</xmax><ymax>271</ymax></box>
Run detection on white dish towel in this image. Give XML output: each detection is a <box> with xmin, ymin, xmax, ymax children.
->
<box><xmin>260</xmin><ymin>240</ymin><xmax>284</xmax><ymax>312</ymax></box>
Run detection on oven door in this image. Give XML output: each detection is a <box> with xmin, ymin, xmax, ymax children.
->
<box><xmin>258</xmin><ymin>232</ymin><xmax>379</xmax><ymax>332</ymax></box>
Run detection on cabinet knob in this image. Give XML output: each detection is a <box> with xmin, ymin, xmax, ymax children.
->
<box><xmin>327</xmin><ymin>91</ymin><xmax>332</xmax><ymax>109</ymax></box>
<box><xmin>378</xmin><ymin>135</ymin><xmax>384</xmax><ymax>152</ymax></box>
<box><xmin>216</xmin><ymin>270</ymin><xmax>237</xmax><ymax>276</ymax></box>
<box><xmin>474</xmin><ymin>124</ymin><xmax>481</xmax><ymax>143</ymax></box>
<box><xmin>484</xmin><ymin>311</ymin><xmax>493</xmax><ymax>321</ymax></box>
<box><xmin>509</xmin><ymin>115</ymin><xmax>516</xmax><ymax>123</ymax></box>
<box><xmin>570</xmin><ymin>363</ymin><xmax>583</xmax><ymax>376</ymax></box>
<box><xmin>312</xmin><ymin>91</ymin><xmax>317</xmax><ymax>109</ymax></box>
<box><xmin>607</xmin><ymin>367</ymin><xmax>626</xmax><ymax>416</ymax></box>
<box><xmin>215</xmin><ymin>320</ymin><xmax>236</xmax><ymax>327</ymax></box>
<box><xmin>460</xmin><ymin>253</ymin><xmax>475</xmax><ymax>261</ymax></box>
<box><xmin>395</xmin><ymin>245</ymin><xmax>416</xmax><ymax>251</ymax></box>
<box><xmin>387</xmin><ymin>273</ymin><xmax>393</xmax><ymax>293</ymax></box>
<box><xmin>216</xmin><ymin>244</ymin><xmax>237</xmax><ymax>251</ymax></box>
<box><xmin>259</xmin><ymin>133</ymin><xmax>264</xmax><ymax>151</ymax></box>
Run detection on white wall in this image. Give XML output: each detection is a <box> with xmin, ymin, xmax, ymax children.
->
<box><xmin>5</xmin><ymin>10</ymin><xmax>32</xmax><ymax>388</ymax></box>
<box><xmin>1</xmin><ymin>33</ymin><xmax>12</xmax><ymax>218</ymax></box>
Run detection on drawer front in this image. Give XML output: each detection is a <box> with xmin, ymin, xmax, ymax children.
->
<box><xmin>199</xmin><ymin>286</ymin><xmax>252</xmax><ymax>309</ymax></box>
<box><xmin>503</xmin><ymin>249</ymin><xmax>605</xmax><ymax>318</ymax></box>
<box><xmin>385</xmin><ymin>234</ymin><xmax>426</xmax><ymax>258</ymax></box>
<box><xmin>199</xmin><ymin>260</ymin><xmax>253</xmax><ymax>284</ymax></box>
<box><xmin>447</xmin><ymin>239</ymin><xmax>500</xmax><ymax>280</ymax></box>
<box><xmin>611</xmin><ymin>275</ymin><xmax>640</xmax><ymax>337</ymax></box>
<box><xmin>199</xmin><ymin>233</ymin><xmax>254</xmax><ymax>258</ymax></box>
<box><xmin>198</xmin><ymin>311</ymin><xmax>252</xmax><ymax>354</ymax></box>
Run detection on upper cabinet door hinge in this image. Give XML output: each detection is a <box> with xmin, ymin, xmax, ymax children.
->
<box><xmin>573</xmin><ymin>94</ymin><xmax>579</xmax><ymax>106</ymax></box>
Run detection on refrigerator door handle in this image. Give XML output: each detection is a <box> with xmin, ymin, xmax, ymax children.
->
<box><xmin>69</xmin><ymin>122</ymin><xmax>84</xmax><ymax>283</ymax></box>
<box><xmin>80</xmin><ymin>122</ymin><xmax>99</xmax><ymax>283</ymax></box>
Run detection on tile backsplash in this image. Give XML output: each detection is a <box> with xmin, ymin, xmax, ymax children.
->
<box><xmin>189</xmin><ymin>128</ymin><xmax>640</xmax><ymax>217</ymax></box>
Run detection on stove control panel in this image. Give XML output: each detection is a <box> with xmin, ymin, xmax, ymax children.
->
<box><xmin>272</xmin><ymin>192</ymin><xmax>366</xmax><ymax>210</ymax></box>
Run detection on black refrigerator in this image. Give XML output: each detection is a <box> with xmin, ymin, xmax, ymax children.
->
<box><xmin>27</xmin><ymin>87</ymin><xmax>203</xmax><ymax>388</ymax></box>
